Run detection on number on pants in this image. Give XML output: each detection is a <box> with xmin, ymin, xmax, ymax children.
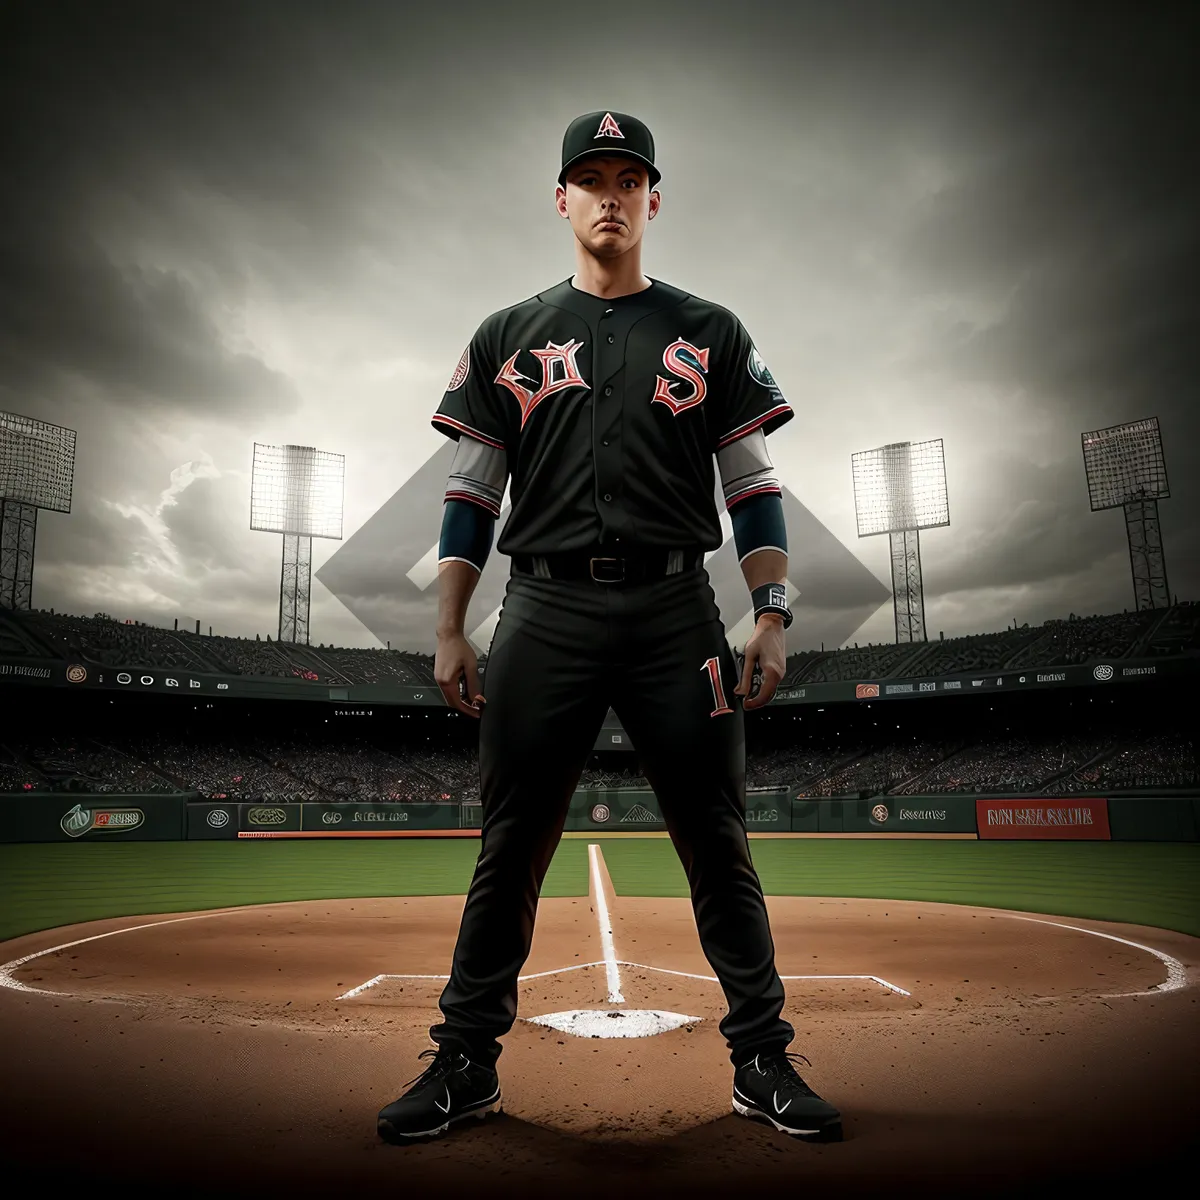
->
<box><xmin>702</xmin><ymin>656</ymin><xmax>733</xmax><ymax>717</ymax></box>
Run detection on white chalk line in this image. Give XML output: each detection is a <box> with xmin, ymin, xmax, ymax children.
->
<box><xmin>0</xmin><ymin>896</ymin><xmax>1189</xmax><ymax>1006</ymax></box>
<box><xmin>589</xmin><ymin>843</ymin><xmax>624</xmax><ymax>1003</ymax></box>
<box><xmin>336</xmin><ymin>964</ymin><xmax>911</xmax><ymax>1000</ymax></box>
<box><xmin>1000</xmin><ymin>915</ymin><xmax>1189</xmax><ymax>997</ymax></box>
<box><xmin>0</xmin><ymin>903</ymin><xmax>308</xmax><ymax>997</ymax></box>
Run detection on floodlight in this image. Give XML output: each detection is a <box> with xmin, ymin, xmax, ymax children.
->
<box><xmin>852</xmin><ymin>439</ymin><xmax>949</xmax><ymax>537</ymax></box>
<box><xmin>251</xmin><ymin>443</ymin><xmax>345</xmax><ymax>643</ymax></box>
<box><xmin>851</xmin><ymin>439</ymin><xmax>950</xmax><ymax>644</ymax></box>
<box><xmin>1081</xmin><ymin>417</ymin><xmax>1171</xmax><ymax>610</ymax></box>
<box><xmin>0</xmin><ymin>412</ymin><xmax>78</xmax><ymax>609</ymax></box>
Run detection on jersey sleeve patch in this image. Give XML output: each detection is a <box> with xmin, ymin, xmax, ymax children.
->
<box><xmin>447</xmin><ymin>344</ymin><xmax>471</xmax><ymax>391</ymax></box>
<box><xmin>747</xmin><ymin>345</ymin><xmax>781</xmax><ymax>396</ymax></box>
<box><xmin>713</xmin><ymin>320</ymin><xmax>794</xmax><ymax>449</ymax></box>
<box><xmin>432</xmin><ymin>326</ymin><xmax>509</xmax><ymax>449</ymax></box>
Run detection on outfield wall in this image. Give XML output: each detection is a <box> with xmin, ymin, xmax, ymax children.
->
<box><xmin>1</xmin><ymin>791</ymin><xmax>1196</xmax><ymax>842</ymax></box>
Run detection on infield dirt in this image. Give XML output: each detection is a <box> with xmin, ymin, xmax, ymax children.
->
<box><xmin>1</xmin><ymin>876</ymin><xmax>1197</xmax><ymax>1197</ymax></box>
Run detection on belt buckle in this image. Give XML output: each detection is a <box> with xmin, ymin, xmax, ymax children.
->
<box><xmin>589</xmin><ymin>556</ymin><xmax>624</xmax><ymax>584</ymax></box>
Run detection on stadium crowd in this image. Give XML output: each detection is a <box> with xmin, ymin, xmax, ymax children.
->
<box><xmin>1045</xmin><ymin>733</ymin><xmax>1197</xmax><ymax>794</ymax></box>
<box><xmin>3</xmin><ymin>604</ymin><xmax>1186</xmax><ymax>689</ymax></box>
<box><xmin>5</xmin><ymin>726</ymin><xmax>1191</xmax><ymax>799</ymax></box>
<box><xmin>782</xmin><ymin>609</ymin><xmax>1166</xmax><ymax>684</ymax></box>
<box><xmin>4</xmin><ymin>610</ymin><xmax>441</xmax><ymax>687</ymax></box>
<box><xmin>18</xmin><ymin>611</ymin><xmax>212</xmax><ymax>671</ymax></box>
<box><xmin>16</xmin><ymin>734</ymin><xmax>179</xmax><ymax>794</ymax></box>
<box><xmin>893</xmin><ymin>734</ymin><xmax>1106</xmax><ymax>794</ymax></box>
<box><xmin>804</xmin><ymin>741</ymin><xmax>961</xmax><ymax>797</ymax></box>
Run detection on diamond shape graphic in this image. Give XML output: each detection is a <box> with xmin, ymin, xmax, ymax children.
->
<box><xmin>316</xmin><ymin>442</ymin><xmax>889</xmax><ymax>656</ymax></box>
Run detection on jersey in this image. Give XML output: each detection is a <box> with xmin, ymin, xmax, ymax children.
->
<box><xmin>431</xmin><ymin>277</ymin><xmax>793</xmax><ymax>557</ymax></box>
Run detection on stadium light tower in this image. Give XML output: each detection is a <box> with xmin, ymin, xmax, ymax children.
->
<box><xmin>0</xmin><ymin>412</ymin><xmax>76</xmax><ymax>610</ymax></box>
<box><xmin>851</xmin><ymin>439</ymin><xmax>949</xmax><ymax>643</ymax></box>
<box><xmin>250</xmin><ymin>443</ymin><xmax>345</xmax><ymax>644</ymax></box>
<box><xmin>1081</xmin><ymin>417</ymin><xmax>1171</xmax><ymax>610</ymax></box>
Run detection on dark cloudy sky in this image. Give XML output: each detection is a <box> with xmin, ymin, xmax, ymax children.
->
<box><xmin>2</xmin><ymin>0</ymin><xmax>1196</xmax><ymax>654</ymax></box>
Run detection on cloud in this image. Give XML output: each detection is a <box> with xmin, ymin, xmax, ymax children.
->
<box><xmin>0</xmin><ymin>212</ymin><xmax>301</xmax><ymax>420</ymax></box>
<box><xmin>3</xmin><ymin>0</ymin><xmax>1197</xmax><ymax>648</ymax></box>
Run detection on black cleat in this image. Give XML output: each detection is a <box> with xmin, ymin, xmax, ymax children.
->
<box><xmin>377</xmin><ymin>1048</ymin><xmax>501</xmax><ymax>1143</ymax></box>
<box><xmin>732</xmin><ymin>1051</ymin><xmax>843</xmax><ymax>1142</ymax></box>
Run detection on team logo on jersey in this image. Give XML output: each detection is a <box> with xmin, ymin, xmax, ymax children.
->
<box><xmin>495</xmin><ymin>339</ymin><xmax>590</xmax><ymax>428</ymax></box>
<box><xmin>652</xmin><ymin>338</ymin><xmax>710</xmax><ymax>415</ymax></box>
<box><xmin>594</xmin><ymin>112</ymin><xmax>624</xmax><ymax>139</ymax></box>
<box><xmin>446</xmin><ymin>345</ymin><xmax>470</xmax><ymax>391</ymax></box>
<box><xmin>747</xmin><ymin>346</ymin><xmax>784</xmax><ymax>400</ymax></box>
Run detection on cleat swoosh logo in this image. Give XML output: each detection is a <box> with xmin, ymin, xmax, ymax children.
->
<box><xmin>435</xmin><ymin>1087</ymin><xmax>451</xmax><ymax>1113</ymax></box>
<box><xmin>773</xmin><ymin>1090</ymin><xmax>792</xmax><ymax>1114</ymax></box>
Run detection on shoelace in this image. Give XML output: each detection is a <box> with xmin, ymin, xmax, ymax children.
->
<box><xmin>747</xmin><ymin>1051</ymin><xmax>819</xmax><ymax>1096</ymax></box>
<box><xmin>402</xmin><ymin>1048</ymin><xmax>465</xmax><ymax>1090</ymax></box>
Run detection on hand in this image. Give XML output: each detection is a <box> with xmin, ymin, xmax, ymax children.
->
<box><xmin>735</xmin><ymin>615</ymin><xmax>786</xmax><ymax>711</ymax></box>
<box><xmin>434</xmin><ymin>632</ymin><xmax>485</xmax><ymax>718</ymax></box>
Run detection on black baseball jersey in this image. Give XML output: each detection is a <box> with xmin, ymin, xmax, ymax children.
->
<box><xmin>431</xmin><ymin>277</ymin><xmax>793</xmax><ymax>556</ymax></box>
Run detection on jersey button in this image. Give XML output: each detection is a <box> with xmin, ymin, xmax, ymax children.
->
<box><xmin>607</xmin><ymin>334</ymin><xmax>614</xmax><ymax>344</ymax></box>
<box><xmin>603</xmin><ymin>493</ymin><xmax>612</xmax><ymax>502</ymax></box>
<box><xmin>601</xmin><ymin>439</ymin><xmax>609</xmax><ymax>446</ymax></box>
<box><xmin>604</xmin><ymin>386</ymin><xmax>612</xmax><ymax>396</ymax></box>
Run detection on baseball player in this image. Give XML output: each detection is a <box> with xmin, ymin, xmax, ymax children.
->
<box><xmin>377</xmin><ymin>111</ymin><xmax>842</xmax><ymax>1145</ymax></box>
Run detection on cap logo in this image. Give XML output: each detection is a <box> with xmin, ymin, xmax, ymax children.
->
<box><xmin>594</xmin><ymin>112</ymin><xmax>624</xmax><ymax>139</ymax></box>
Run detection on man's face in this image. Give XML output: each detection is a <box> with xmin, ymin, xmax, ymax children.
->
<box><xmin>555</xmin><ymin>156</ymin><xmax>660</xmax><ymax>259</ymax></box>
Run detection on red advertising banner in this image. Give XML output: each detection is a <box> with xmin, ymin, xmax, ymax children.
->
<box><xmin>976</xmin><ymin>798</ymin><xmax>1111</xmax><ymax>840</ymax></box>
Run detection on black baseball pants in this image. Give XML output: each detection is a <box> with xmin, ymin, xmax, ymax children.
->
<box><xmin>428</xmin><ymin>562</ymin><xmax>795</xmax><ymax>1066</ymax></box>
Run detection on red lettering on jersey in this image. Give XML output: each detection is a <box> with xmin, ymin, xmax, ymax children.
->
<box><xmin>595</xmin><ymin>112</ymin><xmax>624</xmax><ymax>139</ymax></box>
<box><xmin>495</xmin><ymin>339</ymin><xmax>589</xmax><ymax>428</ymax></box>
<box><xmin>652</xmin><ymin>338</ymin><xmax>710</xmax><ymax>415</ymax></box>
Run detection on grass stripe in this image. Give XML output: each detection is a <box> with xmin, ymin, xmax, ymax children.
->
<box><xmin>0</xmin><ymin>838</ymin><xmax>1197</xmax><ymax>943</ymax></box>
<box><xmin>593</xmin><ymin>839</ymin><xmax>1200</xmax><ymax>936</ymax></box>
<box><xmin>0</xmin><ymin>841</ymin><xmax>590</xmax><ymax>941</ymax></box>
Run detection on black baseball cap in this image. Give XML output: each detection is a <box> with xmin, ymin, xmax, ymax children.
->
<box><xmin>559</xmin><ymin>111</ymin><xmax>660</xmax><ymax>188</ymax></box>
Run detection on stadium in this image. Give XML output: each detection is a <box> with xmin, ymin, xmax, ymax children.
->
<box><xmin>3</xmin><ymin>5</ymin><xmax>1199</xmax><ymax>1197</ymax></box>
<box><xmin>2</xmin><ymin>530</ymin><xmax>1197</xmax><ymax>1198</ymax></box>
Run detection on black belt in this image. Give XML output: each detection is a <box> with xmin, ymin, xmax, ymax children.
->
<box><xmin>512</xmin><ymin>547</ymin><xmax>705</xmax><ymax>584</ymax></box>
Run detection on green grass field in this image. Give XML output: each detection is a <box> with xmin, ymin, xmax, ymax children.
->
<box><xmin>0</xmin><ymin>838</ymin><xmax>1197</xmax><ymax>944</ymax></box>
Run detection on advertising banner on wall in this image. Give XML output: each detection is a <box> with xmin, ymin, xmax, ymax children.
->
<box><xmin>742</xmin><ymin>791</ymin><xmax>793</xmax><ymax>833</ymax></box>
<box><xmin>976</xmin><ymin>797</ymin><xmax>1111</xmax><ymax>840</ymax></box>
<box><xmin>237</xmin><ymin>802</ymin><xmax>302</xmax><ymax>834</ymax></box>
<box><xmin>568</xmin><ymin>790</ymin><xmax>666</xmax><ymax>832</ymax></box>
<box><xmin>0</xmin><ymin>794</ymin><xmax>187</xmax><ymax>843</ymax></box>
<box><xmin>187</xmin><ymin>802</ymin><xmax>239</xmax><ymax>839</ymax></box>
<box><xmin>4</xmin><ymin>649</ymin><xmax>1193</xmax><ymax>710</ymax></box>
<box><xmin>845</xmin><ymin>796</ymin><xmax>978</xmax><ymax>833</ymax></box>
<box><xmin>300</xmin><ymin>803</ymin><xmax>461</xmax><ymax>833</ymax></box>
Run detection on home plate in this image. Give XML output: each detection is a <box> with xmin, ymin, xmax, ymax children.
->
<box><xmin>523</xmin><ymin>1009</ymin><xmax>701</xmax><ymax>1038</ymax></box>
